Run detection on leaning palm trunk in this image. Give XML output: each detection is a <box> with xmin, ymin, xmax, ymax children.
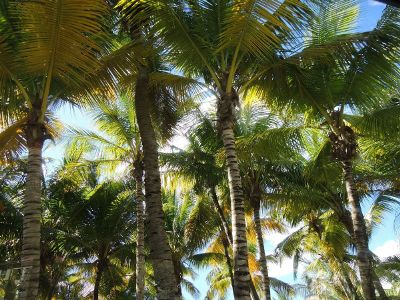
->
<box><xmin>133</xmin><ymin>158</ymin><xmax>145</xmax><ymax>300</ymax></box>
<box><xmin>342</xmin><ymin>160</ymin><xmax>376</xmax><ymax>300</ymax></box>
<box><xmin>19</xmin><ymin>126</ymin><xmax>44</xmax><ymax>300</ymax></box>
<box><xmin>134</xmin><ymin>67</ymin><xmax>181</xmax><ymax>299</ymax></box>
<box><xmin>217</xmin><ymin>89</ymin><xmax>251</xmax><ymax>299</ymax></box>
<box><xmin>372</xmin><ymin>268</ymin><xmax>388</xmax><ymax>300</ymax></box>
<box><xmin>253</xmin><ymin>199</ymin><xmax>271</xmax><ymax>300</ymax></box>
<box><xmin>339</xmin><ymin>209</ymin><xmax>387</xmax><ymax>300</ymax></box>
<box><xmin>221</xmin><ymin>231</ymin><xmax>235</xmax><ymax>289</ymax></box>
<box><xmin>340</xmin><ymin>264</ymin><xmax>360</xmax><ymax>300</ymax></box>
<box><xmin>211</xmin><ymin>186</ymin><xmax>233</xmax><ymax>244</ymax></box>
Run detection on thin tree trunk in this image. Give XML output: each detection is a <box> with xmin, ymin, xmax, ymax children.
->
<box><xmin>342</xmin><ymin>160</ymin><xmax>376</xmax><ymax>300</ymax></box>
<box><xmin>217</xmin><ymin>89</ymin><xmax>251</xmax><ymax>299</ymax></box>
<box><xmin>220</xmin><ymin>123</ymin><xmax>251</xmax><ymax>299</ymax></box>
<box><xmin>338</xmin><ymin>261</ymin><xmax>360</xmax><ymax>300</ymax></box>
<box><xmin>253</xmin><ymin>200</ymin><xmax>271</xmax><ymax>300</ymax></box>
<box><xmin>211</xmin><ymin>186</ymin><xmax>233</xmax><ymax>244</ymax></box>
<box><xmin>212</xmin><ymin>186</ymin><xmax>259</xmax><ymax>300</ymax></box>
<box><xmin>93</xmin><ymin>261</ymin><xmax>104</xmax><ymax>300</ymax></box>
<box><xmin>210</xmin><ymin>185</ymin><xmax>234</xmax><ymax>286</ymax></box>
<box><xmin>19</xmin><ymin>134</ymin><xmax>43</xmax><ymax>300</ymax></box>
<box><xmin>134</xmin><ymin>67</ymin><xmax>181</xmax><ymax>299</ymax></box>
<box><xmin>134</xmin><ymin>158</ymin><xmax>146</xmax><ymax>300</ymax></box>
<box><xmin>221</xmin><ymin>227</ymin><xmax>235</xmax><ymax>289</ymax></box>
<box><xmin>372</xmin><ymin>266</ymin><xmax>388</xmax><ymax>300</ymax></box>
<box><xmin>339</xmin><ymin>209</ymin><xmax>387</xmax><ymax>299</ymax></box>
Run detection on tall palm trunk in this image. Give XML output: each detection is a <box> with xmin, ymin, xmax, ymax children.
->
<box><xmin>342</xmin><ymin>160</ymin><xmax>376</xmax><ymax>300</ymax></box>
<box><xmin>339</xmin><ymin>207</ymin><xmax>387</xmax><ymax>299</ymax></box>
<box><xmin>253</xmin><ymin>199</ymin><xmax>271</xmax><ymax>300</ymax></box>
<box><xmin>19</xmin><ymin>125</ymin><xmax>44</xmax><ymax>300</ymax></box>
<box><xmin>93</xmin><ymin>260</ymin><xmax>105</xmax><ymax>300</ymax></box>
<box><xmin>133</xmin><ymin>158</ymin><xmax>145</xmax><ymax>300</ymax></box>
<box><xmin>134</xmin><ymin>67</ymin><xmax>181</xmax><ymax>299</ymax></box>
<box><xmin>217</xmin><ymin>90</ymin><xmax>251</xmax><ymax>299</ymax></box>
<box><xmin>212</xmin><ymin>187</ymin><xmax>259</xmax><ymax>300</ymax></box>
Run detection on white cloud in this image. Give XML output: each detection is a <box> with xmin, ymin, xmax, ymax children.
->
<box><xmin>367</xmin><ymin>0</ymin><xmax>385</xmax><ymax>6</ymax></box>
<box><xmin>268</xmin><ymin>257</ymin><xmax>307</xmax><ymax>280</ymax></box>
<box><xmin>265</xmin><ymin>231</ymin><xmax>289</xmax><ymax>247</ymax></box>
<box><xmin>269</xmin><ymin>257</ymin><xmax>295</xmax><ymax>278</ymax></box>
<box><xmin>373</xmin><ymin>240</ymin><xmax>400</xmax><ymax>259</ymax></box>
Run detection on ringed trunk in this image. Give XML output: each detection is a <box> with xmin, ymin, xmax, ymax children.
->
<box><xmin>93</xmin><ymin>261</ymin><xmax>105</xmax><ymax>300</ymax></box>
<box><xmin>133</xmin><ymin>159</ymin><xmax>146</xmax><ymax>300</ymax></box>
<box><xmin>253</xmin><ymin>200</ymin><xmax>271</xmax><ymax>300</ymax></box>
<box><xmin>134</xmin><ymin>68</ymin><xmax>181</xmax><ymax>299</ymax></box>
<box><xmin>212</xmin><ymin>186</ymin><xmax>259</xmax><ymax>300</ymax></box>
<box><xmin>339</xmin><ymin>208</ymin><xmax>387</xmax><ymax>299</ymax></box>
<box><xmin>342</xmin><ymin>160</ymin><xmax>376</xmax><ymax>300</ymax></box>
<box><xmin>217</xmin><ymin>91</ymin><xmax>251</xmax><ymax>299</ymax></box>
<box><xmin>19</xmin><ymin>128</ymin><xmax>44</xmax><ymax>300</ymax></box>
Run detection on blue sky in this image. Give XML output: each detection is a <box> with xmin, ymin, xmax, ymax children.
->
<box><xmin>43</xmin><ymin>1</ymin><xmax>400</xmax><ymax>299</ymax></box>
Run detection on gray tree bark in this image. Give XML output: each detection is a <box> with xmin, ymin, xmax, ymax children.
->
<box><xmin>342</xmin><ymin>160</ymin><xmax>376</xmax><ymax>300</ymax></box>
<box><xmin>253</xmin><ymin>200</ymin><xmax>271</xmax><ymax>300</ymax></box>
<box><xmin>19</xmin><ymin>125</ymin><xmax>44</xmax><ymax>300</ymax></box>
<box><xmin>93</xmin><ymin>260</ymin><xmax>105</xmax><ymax>300</ymax></box>
<box><xmin>133</xmin><ymin>158</ymin><xmax>145</xmax><ymax>300</ymax></box>
<box><xmin>134</xmin><ymin>67</ymin><xmax>181</xmax><ymax>299</ymax></box>
<box><xmin>217</xmin><ymin>90</ymin><xmax>251</xmax><ymax>299</ymax></box>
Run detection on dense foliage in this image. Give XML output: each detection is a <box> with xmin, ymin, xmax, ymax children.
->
<box><xmin>0</xmin><ymin>0</ymin><xmax>400</xmax><ymax>299</ymax></box>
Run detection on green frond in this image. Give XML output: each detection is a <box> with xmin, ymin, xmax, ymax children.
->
<box><xmin>16</xmin><ymin>0</ymin><xmax>109</xmax><ymax>87</ymax></box>
<box><xmin>308</xmin><ymin>0</ymin><xmax>359</xmax><ymax>45</ymax></box>
<box><xmin>0</xmin><ymin>116</ymin><xmax>27</xmax><ymax>163</ymax></box>
<box><xmin>270</xmin><ymin>277</ymin><xmax>295</xmax><ymax>297</ymax></box>
<box><xmin>344</xmin><ymin>102</ymin><xmax>400</xmax><ymax>138</ymax></box>
<box><xmin>219</xmin><ymin>0</ymin><xmax>311</xmax><ymax>62</ymax></box>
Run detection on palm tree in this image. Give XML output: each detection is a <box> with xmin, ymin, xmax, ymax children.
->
<box><xmin>47</xmin><ymin>175</ymin><xmax>137</xmax><ymax>300</ymax></box>
<box><xmin>235</xmin><ymin>104</ymin><xmax>302</xmax><ymax>300</ymax></box>
<box><xmin>65</xmin><ymin>96</ymin><xmax>146</xmax><ymax>300</ymax></box>
<box><xmin>0</xmin><ymin>162</ymin><xmax>24</xmax><ymax>300</ymax></box>
<box><xmin>0</xmin><ymin>1</ymin><xmax>111</xmax><ymax>297</ymax></box>
<box><xmin>162</xmin><ymin>108</ymin><xmax>297</xmax><ymax>299</ymax></box>
<box><xmin>118</xmin><ymin>1</ymin><xmax>313</xmax><ymax>297</ymax></box>
<box><xmin>247</xmin><ymin>2</ymin><xmax>400</xmax><ymax>298</ymax></box>
<box><xmin>109</xmin><ymin>4</ymin><xmax>202</xmax><ymax>295</ymax></box>
<box><xmin>162</xmin><ymin>191</ymin><xmax>221</xmax><ymax>297</ymax></box>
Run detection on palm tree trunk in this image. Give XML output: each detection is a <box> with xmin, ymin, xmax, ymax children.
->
<box><xmin>221</xmin><ymin>227</ymin><xmax>235</xmax><ymax>288</ymax></box>
<box><xmin>19</xmin><ymin>130</ymin><xmax>43</xmax><ymax>300</ymax></box>
<box><xmin>211</xmin><ymin>186</ymin><xmax>232</xmax><ymax>244</ymax></box>
<box><xmin>134</xmin><ymin>67</ymin><xmax>181</xmax><ymax>299</ymax></box>
<box><xmin>93</xmin><ymin>261</ymin><xmax>105</xmax><ymax>300</ymax></box>
<box><xmin>253</xmin><ymin>200</ymin><xmax>271</xmax><ymax>300</ymax></box>
<box><xmin>342</xmin><ymin>160</ymin><xmax>376</xmax><ymax>300</ymax></box>
<box><xmin>133</xmin><ymin>159</ymin><xmax>146</xmax><ymax>300</ymax></box>
<box><xmin>212</xmin><ymin>186</ymin><xmax>259</xmax><ymax>300</ymax></box>
<box><xmin>372</xmin><ymin>267</ymin><xmax>388</xmax><ymax>300</ymax></box>
<box><xmin>217</xmin><ymin>92</ymin><xmax>251</xmax><ymax>299</ymax></box>
<box><xmin>338</xmin><ymin>261</ymin><xmax>360</xmax><ymax>300</ymax></box>
<box><xmin>340</xmin><ymin>209</ymin><xmax>387</xmax><ymax>299</ymax></box>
